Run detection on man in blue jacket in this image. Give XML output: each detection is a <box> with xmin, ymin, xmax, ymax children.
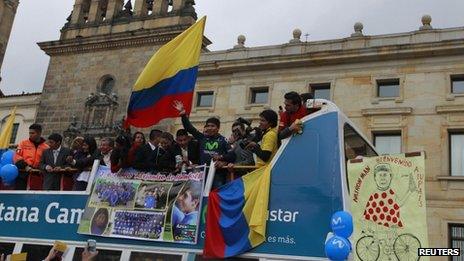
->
<box><xmin>173</xmin><ymin>100</ymin><xmax>235</xmax><ymax>188</ymax></box>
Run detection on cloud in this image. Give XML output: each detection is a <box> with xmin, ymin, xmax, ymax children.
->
<box><xmin>0</xmin><ymin>0</ymin><xmax>463</xmax><ymax>94</ymax></box>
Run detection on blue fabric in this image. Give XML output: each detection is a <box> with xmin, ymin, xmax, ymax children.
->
<box><xmin>128</xmin><ymin>66</ymin><xmax>198</xmax><ymax>111</ymax></box>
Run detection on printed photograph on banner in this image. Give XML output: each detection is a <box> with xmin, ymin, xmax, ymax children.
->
<box><xmin>77</xmin><ymin>165</ymin><xmax>206</xmax><ymax>244</ymax></box>
<box><xmin>77</xmin><ymin>207</ymin><xmax>112</xmax><ymax>236</ymax></box>
<box><xmin>170</xmin><ymin>180</ymin><xmax>203</xmax><ymax>243</ymax></box>
<box><xmin>347</xmin><ymin>153</ymin><xmax>428</xmax><ymax>261</ymax></box>
<box><xmin>89</xmin><ymin>178</ymin><xmax>140</xmax><ymax>208</ymax></box>
<box><xmin>111</xmin><ymin>210</ymin><xmax>166</xmax><ymax>240</ymax></box>
<box><xmin>134</xmin><ymin>182</ymin><xmax>172</xmax><ymax>210</ymax></box>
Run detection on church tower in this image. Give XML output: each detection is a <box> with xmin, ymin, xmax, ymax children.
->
<box><xmin>37</xmin><ymin>0</ymin><xmax>209</xmax><ymax>138</ymax></box>
<box><xmin>0</xmin><ymin>0</ymin><xmax>19</xmax><ymax>82</ymax></box>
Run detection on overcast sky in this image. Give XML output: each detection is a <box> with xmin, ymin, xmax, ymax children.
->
<box><xmin>1</xmin><ymin>0</ymin><xmax>464</xmax><ymax>95</ymax></box>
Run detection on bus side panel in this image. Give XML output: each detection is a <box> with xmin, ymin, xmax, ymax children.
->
<box><xmin>252</xmin><ymin>112</ymin><xmax>343</xmax><ymax>258</ymax></box>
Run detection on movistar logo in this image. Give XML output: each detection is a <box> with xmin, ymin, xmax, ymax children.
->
<box><xmin>205</xmin><ymin>141</ymin><xmax>219</xmax><ymax>150</ymax></box>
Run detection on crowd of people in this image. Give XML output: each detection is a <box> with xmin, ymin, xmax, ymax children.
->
<box><xmin>8</xmin><ymin>91</ymin><xmax>314</xmax><ymax>191</ymax></box>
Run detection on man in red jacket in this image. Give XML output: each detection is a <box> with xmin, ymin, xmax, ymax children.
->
<box><xmin>13</xmin><ymin>123</ymin><xmax>49</xmax><ymax>190</ymax></box>
<box><xmin>278</xmin><ymin>91</ymin><xmax>308</xmax><ymax>140</ymax></box>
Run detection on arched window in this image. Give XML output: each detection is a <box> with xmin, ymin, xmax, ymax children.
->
<box><xmin>98</xmin><ymin>75</ymin><xmax>115</xmax><ymax>94</ymax></box>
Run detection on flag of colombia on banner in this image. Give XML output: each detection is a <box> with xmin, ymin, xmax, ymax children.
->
<box><xmin>125</xmin><ymin>17</ymin><xmax>206</xmax><ymax>128</ymax></box>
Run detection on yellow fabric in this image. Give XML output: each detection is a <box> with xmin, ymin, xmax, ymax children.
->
<box><xmin>256</xmin><ymin>127</ymin><xmax>278</xmax><ymax>167</ymax></box>
<box><xmin>0</xmin><ymin>107</ymin><xmax>16</xmax><ymax>149</ymax></box>
<box><xmin>132</xmin><ymin>16</ymin><xmax>206</xmax><ymax>92</ymax></box>
<box><xmin>10</xmin><ymin>253</ymin><xmax>27</xmax><ymax>261</ymax></box>
<box><xmin>242</xmin><ymin>164</ymin><xmax>272</xmax><ymax>247</ymax></box>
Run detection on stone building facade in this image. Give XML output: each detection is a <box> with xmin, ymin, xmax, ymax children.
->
<box><xmin>36</xmin><ymin>1</ymin><xmax>464</xmax><ymax>251</ymax></box>
<box><xmin>37</xmin><ymin>0</ymin><xmax>207</xmax><ymax>138</ymax></box>
<box><xmin>0</xmin><ymin>0</ymin><xmax>19</xmax><ymax>82</ymax></box>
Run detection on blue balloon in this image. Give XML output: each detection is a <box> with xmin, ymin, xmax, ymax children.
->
<box><xmin>325</xmin><ymin>236</ymin><xmax>351</xmax><ymax>261</ymax></box>
<box><xmin>331</xmin><ymin>211</ymin><xmax>353</xmax><ymax>238</ymax></box>
<box><xmin>0</xmin><ymin>164</ymin><xmax>18</xmax><ymax>184</ymax></box>
<box><xmin>1</xmin><ymin>150</ymin><xmax>15</xmax><ymax>165</ymax></box>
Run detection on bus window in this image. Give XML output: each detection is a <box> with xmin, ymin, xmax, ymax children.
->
<box><xmin>0</xmin><ymin>242</ymin><xmax>15</xmax><ymax>257</ymax></box>
<box><xmin>21</xmin><ymin>244</ymin><xmax>53</xmax><ymax>261</ymax></box>
<box><xmin>343</xmin><ymin>124</ymin><xmax>377</xmax><ymax>194</ymax></box>
<box><xmin>129</xmin><ymin>252</ymin><xmax>182</xmax><ymax>261</ymax></box>
<box><xmin>343</xmin><ymin>124</ymin><xmax>377</xmax><ymax>161</ymax></box>
<box><xmin>73</xmin><ymin>248</ymin><xmax>121</xmax><ymax>261</ymax></box>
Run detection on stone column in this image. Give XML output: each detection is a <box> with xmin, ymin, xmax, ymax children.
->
<box><xmin>172</xmin><ymin>0</ymin><xmax>186</xmax><ymax>12</ymax></box>
<box><xmin>70</xmin><ymin>0</ymin><xmax>87</xmax><ymax>24</ymax></box>
<box><xmin>133</xmin><ymin>0</ymin><xmax>148</xmax><ymax>17</ymax></box>
<box><xmin>105</xmin><ymin>0</ymin><xmax>124</xmax><ymax>21</ymax></box>
<box><xmin>87</xmin><ymin>0</ymin><xmax>103</xmax><ymax>23</ymax></box>
<box><xmin>153</xmin><ymin>0</ymin><xmax>169</xmax><ymax>15</ymax></box>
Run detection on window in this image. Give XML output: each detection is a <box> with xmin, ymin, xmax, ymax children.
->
<box><xmin>250</xmin><ymin>87</ymin><xmax>268</xmax><ymax>104</ymax></box>
<box><xmin>9</xmin><ymin>123</ymin><xmax>19</xmax><ymax>144</ymax></box>
<box><xmin>310</xmin><ymin>83</ymin><xmax>331</xmax><ymax>100</ymax></box>
<box><xmin>98</xmin><ymin>75</ymin><xmax>115</xmax><ymax>95</ymax></box>
<box><xmin>0</xmin><ymin>242</ymin><xmax>15</xmax><ymax>257</ymax></box>
<box><xmin>450</xmin><ymin>132</ymin><xmax>464</xmax><ymax>176</ymax></box>
<box><xmin>129</xmin><ymin>252</ymin><xmax>182</xmax><ymax>261</ymax></box>
<box><xmin>373</xmin><ymin>132</ymin><xmax>402</xmax><ymax>155</ymax></box>
<box><xmin>451</xmin><ymin>74</ymin><xmax>464</xmax><ymax>94</ymax></box>
<box><xmin>344</xmin><ymin>124</ymin><xmax>377</xmax><ymax>161</ymax></box>
<box><xmin>377</xmin><ymin>79</ymin><xmax>400</xmax><ymax>98</ymax></box>
<box><xmin>449</xmin><ymin>223</ymin><xmax>464</xmax><ymax>260</ymax></box>
<box><xmin>21</xmin><ymin>244</ymin><xmax>53</xmax><ymax>261</ymax></box>
<box><xmin>73</xmin><ymin>248</ymin><xmax>122</xmax><ymax>261</ymax></box>
<box><xmin>344</xmin><ymin>124</ymin><xmax>377</xmax><ymax>193</ymax></box>
<box><xmin>196</xmin><ymin>91</ymin><xmax>214</xmax><ymax>107</ymax></box>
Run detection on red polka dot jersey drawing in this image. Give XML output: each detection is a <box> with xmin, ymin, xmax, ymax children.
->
<box><xmin>363</xmin><ymin>189</ymin><xmax>403</xmax><ymax>228</ymax></box>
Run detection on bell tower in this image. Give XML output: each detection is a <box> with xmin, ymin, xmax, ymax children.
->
<box><xmin>0</xmin><ymin>0</ymin><xmax>19</xmax><ymax>83</ymax></box>
<box><xmin>37</xmin><ymin>0</ymin><xmax>208</xmax><ymax>137</ymax></box>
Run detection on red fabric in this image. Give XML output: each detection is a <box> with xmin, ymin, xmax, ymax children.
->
<box><xmin>203</xmin><ymin>190</ymin><xmax>226</xmax><ymax>258</ymax></box>
<box><xmin>13</xmin><ymin>138</ymin><xmax>49</xmax><ymax>168</ymax></box>
<box><xmin>278</xmin><ymin>105</ymin><xmax>308</xmax><ymax>131</ymax></box>
<box><xmin>363</xmin><ymin>189</ymin><xmax>403</xmax><ymax>228</ymax></box>
<box><xmin>126</xmin><ymin>92</ymin><xmax>193</xmax><ymax>128</ymax></box>
<box><xmin>27</xmin><ymin>172</ymin><xmax>43</xmax><ymax>190</ymax></box>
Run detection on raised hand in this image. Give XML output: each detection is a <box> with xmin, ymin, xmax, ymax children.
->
<box><xmin>173</xmin><ymin>100</ymin><xmax>186</xmax><ymax>115</ymax></box>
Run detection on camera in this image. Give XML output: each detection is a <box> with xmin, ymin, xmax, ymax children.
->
<box><xmin>235</xmin><ymin>117</ymin><xmax>263</xmax><ymax>149</ymax></box>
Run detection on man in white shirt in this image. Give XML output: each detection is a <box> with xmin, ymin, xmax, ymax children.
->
<box><xmin>98</xmin><ymin>137</ymin><xmax>113</xmax><ymax>166</ymax></box>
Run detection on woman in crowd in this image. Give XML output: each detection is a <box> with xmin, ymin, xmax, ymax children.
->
<box><xmin>110</xmin><ymin>134</ymin><xmax>132</xmax><ymax>173</ymax></box>
<box><xmin>67</xmin><ymin>136</ymin><xmax>98</xmax><ymax>191</ymax></box>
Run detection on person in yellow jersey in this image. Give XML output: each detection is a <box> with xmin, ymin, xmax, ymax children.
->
<box><xmin>245</xmin><ymin>109</ymin><xmax>279</xmax><ymax>167</ymax></box>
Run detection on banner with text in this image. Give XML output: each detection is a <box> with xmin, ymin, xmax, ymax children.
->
<box><xmin>348</xmin><ymin>153</ymin><xmax>428</xmax><ymax>261</ymax></box>
<box><xmin>77</xmin><ymin>166</ymin><xmax>205</xmax><ymax>244</ymax></box>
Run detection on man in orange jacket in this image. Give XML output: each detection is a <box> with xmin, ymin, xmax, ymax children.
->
<box><xmin>13</xmin><ymin>123</ymin><xmax>49</xmax><ymax>190</ymax></box>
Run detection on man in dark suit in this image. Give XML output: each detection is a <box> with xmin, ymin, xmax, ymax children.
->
<box><xmin>133</xmin><ymin>129</ymin><xmax>162</xmax><ymax>172</ymax></box>
<box><xmin>40</xmin><ymin>133</ymin><xmax>72</xmax><ymax>190</ymax></box>
<box><xmin>173</xmin><ymin>129</ymin><xmax>200</xmax><ymax>167</ymax></box>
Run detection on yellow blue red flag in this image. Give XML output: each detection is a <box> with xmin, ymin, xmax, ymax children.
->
<box><xmin>204</xmin><ymin>165</ymin><xmax>271</xmax><ymax>258</ymax></box>
<box><xmin>125</xmin><ymin>17</ymin><xmax>206</xmax><ymax>127</ymax></box>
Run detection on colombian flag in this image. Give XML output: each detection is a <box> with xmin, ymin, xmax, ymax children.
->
<box><xmin>125</xmin><ymin>17</ymin><xmax>206</xmax><ymax>127</ymax></box>
<box><xmin>204</xmin><ymin>165</ymin><xmax>271</xmax><ymax>258</ymax></box>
